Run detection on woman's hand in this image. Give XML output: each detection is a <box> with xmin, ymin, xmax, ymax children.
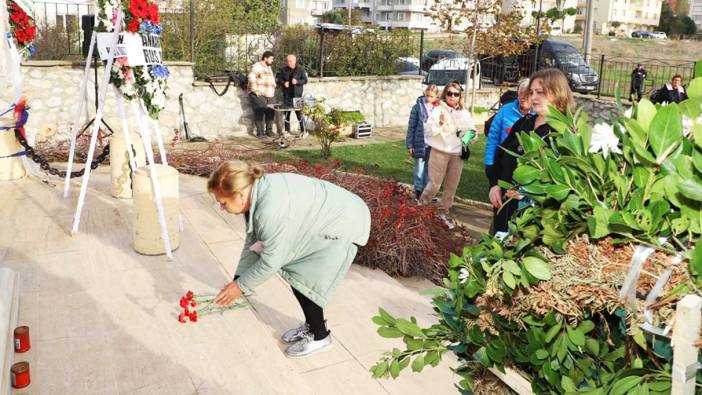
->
<box><xmin>439</xmin><ymin>113</ymin><xmax>446</xmax><ymax>126</ymax></box>
<box><xmin>504</xmin><ymin>190</ymin><xmax>524</xmax><ymax>201</ymax></box>
<box><xmin>489</xmin><ymin>185</ymin><xmax>503</xmax><ymax>208</ymax></box>
<box><xmin>249</xmin><ymin>240</ymin><xmax>263</xmax><ymax>254</ymax></box>
<box><xmin>214</xmin><ymin>281</ymin><xmax>242</xmax><ymax>306</ymax></box>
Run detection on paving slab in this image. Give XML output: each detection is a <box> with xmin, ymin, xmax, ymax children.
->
<box><xmin>0</xmin><ymin>168</ymin><xmax>459</xmax><ymax>394</ymax></box>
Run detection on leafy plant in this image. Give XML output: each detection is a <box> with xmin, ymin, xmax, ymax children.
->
<box><xmin>371</xmin><ymin>78</ymin><xmax>702</xmax><ymax>392</ymax></box>
<box><xmin>302</xmin><ymin>103</ymin><xmax>349</xmax><ymax>159</ymax></box>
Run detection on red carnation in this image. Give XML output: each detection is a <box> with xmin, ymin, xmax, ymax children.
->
<box><xmin>149</xmin><ymin>3</ymin><xmax>160</xmax><ymax>24</ymax></box>
<box><xmin>185</xmin><ymin>291</ymin><xmax>194</xmax><ymax>300</ymax></box>
<box><xmin>179</xmin><ymin>296</ymin><xmax>188</xmax><ymax>308</ymax></box>
<box><xmin>177</xmin><ymin>313</ymin><xmax>187</xmax><ymax>323</ymax></box>
<box><xmin>184</xmin><ymin>306</ymin><xmax>190</xmax><ymax>316</ymax></box>
<box><xmin>190</xmin><ymin>301</ymin><xmax>197</xmax><ymax>307</ymax></box>
<box><xmin>24</xmin><ymin>25</ymin><xmax>36</xmax><ymax>41</ymax></box>
<box><xmin>129</xmin><ymin>0</ymin><xmax>149</xmax><ymax>19</ymax></box>
<box><xmin>127</xmin><ymin>19</ymin><xmax>140</xmax><ymax>32</ymax></box>
<box><xmin>14</xmin><ymin>29</ymin><xmax>26</xmax><ymax>44</ymax></box>
<box><xmin>189</xmin><ymin>311</ymin><xmax>198</xmax><ymax>322</ymax></box>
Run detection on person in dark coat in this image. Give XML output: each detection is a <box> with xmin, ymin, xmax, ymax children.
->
<box><xmin>489</xmin><ymin>68</ymin><xmax>575</xmax><ymax>234</ymax></box>
<box><xmin>652</xmin><ymin>74</ymin><xmax>688</xmax><ymax>104</ymax></box>
<box><xmin>276</xmin><ymin>54</ymin><xmax>309</xmax><ymax>135</ymax></box>
<box><xmin>629</xmin><ymin>64</ymin><xmax>647</xmax><ymax>102</ymax></box>
<box><xmin>405</xmin><ymin>84</ymin><xmax>439</xmax><ymax>200</ymax></box>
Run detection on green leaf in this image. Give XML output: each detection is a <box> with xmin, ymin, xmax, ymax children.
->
<box><xmin>523</xmin><ymin>256</ymin><xmax>551</xmax><ymax>280</ymax></box>
<box><xmin>632</xmin><ymin>166</ymin><xmax>652</xmax><ymax>189</ymax></box>
<box><xmin>372</xmin><ymin>361</ymin><xmax>388</xmax><ymax>378</ymax></box>
<box><xmin>474</xmin><ymin>347</ymin><xmax>490</xmax><ymax>366</ymax></box>
<box><xmin>503</xmin><ymin>260</ymin><xmax>522</xmax><ymax>275</ymax></box>
<box><xmin>648</xmin><ymin>380</ymin><xmax>671</xmax><ymax>392</ymax></box>
<box><xmin>513</xmin><ymin>165</ymin><xmax>541</xmax><ymax>185</ymax></box>
<box><xmin>404</xmin><ymin>337</ymin><xmax>424</xmax><ymax>351</ymax></box>
<box><xmin>425</xmin><ymin>350</ymin><xmax>440</xmax><ymax>366</ymax></box>
<box><xmin>636</xmin><ymin>99</ymin><xmax>656</xmax><ymax>131</ymax></box>
<box><xmin>649</xmin><ymin>104</ymin><xmax>683</xmax><ymax>163</ymax></box>
<box><xmin>585</xmin><ymin>338</ymin><xmax>600</xmax><ymax>356</ymax></box>
<box><xmin>689</xmin><ymin>240</ymin><xmax>702</xmax><ymax>279</ymax></box>
<box><xmin>578</xmin><ymin>320</ymin><xmax>595</xmax><ymax>334</ymax></box>
<box><xmin>688</xmin><ymin>77</ymin><xmax>702</xmax><ymax>99</ymax></box>
<box><xmin>389</xmin><ymin>360</ymin><xmax>400</xmax><ymax>379</ymax></box>
<box><xmin>378</xmin><ymin>308</ymin><xmax>395</xmax><ymax>324</ymax></box>
<box><xmin>411</xmin><ymin>355</ymin><xmax>425</xmax><ymax>372</ymax></box>
<box><xmin>679</xmin><ymin>179</ymin><xmax>702</xmax><ymax>201</ymax></box>
<box><xmin>378</xmin><ymin>327</ymin><xmax>404</xmax><ymax>338</ymax></box>
<box><xmin>545</xmin><ymin>184</ymin><xmax>571</xmax><ymax>201</ymax></box>
<box><xmin>561</xmin><ymin>376</ymin><xmax>578</xmax><ymax>392</ymax></box>
<box><xmin>395</xmin><ymin>319</ymin><xmax>425</xmax><ymax>338</ymax></box>
<box><xmin>545</xmin><ymin>322</ymin><xmax>562</xmax><ymax>343</ymax></box>
<box><xmin>610</xmin><ymin>376</ymin><xmax>642</xmax><ymax>395</ymax></box>
<box><xmin>535</xmin><ymin>349</ymin><xmax>549</xmax><ymax>359</ymax></box>
<box><xmin>694</xmin><ymin>124</ymin><xmax>702</xmax><ymax>149</ymax></box>
<box><xmin>502</xmin><ymin>270</ymin><xmax>517</xmax><ymax>289</ymax></box>
<box><xmin>633</xmin><ymin>331</ymin><xmax>648</xmax><ymax>350</ymax></box>
<box><xmin>566</xmin><ymin>326</ymin><xmax>585</xmax><ymax>347</ymax></box>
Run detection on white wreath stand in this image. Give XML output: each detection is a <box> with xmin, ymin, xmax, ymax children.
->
<box><xmin>63</xmin><ymin>10</ymin><xmax>174</xmax><ymax>260</ymax></box>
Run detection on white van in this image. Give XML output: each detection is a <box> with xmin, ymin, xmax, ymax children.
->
<box><xmin>422</xmin><ymin>57</ymin><xmax>481</xmax><ymax>93</ymax></box>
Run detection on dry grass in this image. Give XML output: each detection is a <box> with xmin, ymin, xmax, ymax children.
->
<box><xmin>561</xmin><ymin>34</ymin><xmax>702</xmax><ymax>61</ymax></box>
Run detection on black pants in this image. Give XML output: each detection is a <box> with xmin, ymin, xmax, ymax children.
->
<box><xmin>491</xmin><ymin>193</ymin><xmax>518</xmax><ymax>235</ymax></box>
<box><xmin>249</xmin><ymin>93</ymin><xmax>275</xmax><ymax>136</ymax></box>
<box><xmin>292</xmin><ymin>287</ymin><xmax>328</xmax><ymax>340</ymax></box>
<box><xmin>630</xmin><ymin>86</ymin><xmax>644</xmax><ymax>101</ymax></box>
<box><xmin>283</xmin><ymin>110</ymin><xmax>305</xmax><ymax>133</ymax></box>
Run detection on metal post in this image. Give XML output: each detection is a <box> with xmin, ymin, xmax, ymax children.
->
<box><xmin>584</xmin><ymin>0</ymin><xmax>594</xmax><ymax>64</ymax></box>
<box><xmin>418</xmin><ymin>29</ymin><xmax>425</xmax><ymax>76</ymax></box>
<box><xmin>597</xmin><ymin>54</ymin><xmax>604</xmax><ymax>98</ymax></box>
<box><xmin>533</xmin><ymin>0</ymin><xmax>543</xmax><ymax>74</ymax></box>
<box><xmin>348</xmin><ymin>0</ymin><xmax>352</xmax><ymax>26</ymax></box>
<box><xmin>318</xmin><ymin>29</ymin><xmax>325</xmax><ymax>78</ymax></box>
<box><xmin>189</xmin><ymin>0</ymin><xmax>195</xmax><ymax>63</ymax></box>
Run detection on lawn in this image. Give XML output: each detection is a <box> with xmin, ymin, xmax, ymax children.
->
<box><xmin>276</xmin><ymin>138</ymin><xmax>490</xmax><ymax>203</ymax></box>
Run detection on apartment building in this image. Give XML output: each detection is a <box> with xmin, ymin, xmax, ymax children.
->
<box><xmin>574</xmin><ymin>0</ymin><xmax>663</xmax><ymax>34</ymax></box>
<box><xmin>332</xmin><ymin>0</ymin><xmax>442</xmax><ymax>31</ymax></box>
<box><xmin>281</xmin><ymin>0</ymin><xmax>333</xmax><ymax>25</ymax></box>
<box><xmin>690</xmin><ymin>0</ymin><xmax>702</xmax><ymax>30</ymax></box>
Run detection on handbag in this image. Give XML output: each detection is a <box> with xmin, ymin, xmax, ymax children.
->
<box><xmin>460</xmin><ymin>145</ymin><xmax>470</xmax><ymax>160</ymax></box>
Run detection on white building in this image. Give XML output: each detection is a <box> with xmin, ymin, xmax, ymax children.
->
<box><xmin>690</xmin><ymin>0</ymin><xmax>702</xmax><ymax>31</ymax></box>
<box><xmin>502</xmin><ymin>0</ymin><xmax>579</xmax><ymax>33</ymax></box>
<box><xmin>575</xmin><ymin>0</ymin><xmax>663</xmax><ymax>34</ymax></box>
<box><xmin>281</xmin><ymin>0</ymin><xmax>332</xmax><ymax>25</ymax></box>
<box><xmin>332</xmin><ymin>0</ymin><xmax>443</xmax><ymax>31</ymax></box>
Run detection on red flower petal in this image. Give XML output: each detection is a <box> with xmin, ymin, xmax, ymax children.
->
<box><xmin>178</xmin><ymin>313</ymin><xmax>187</xmax><ymax>323</ymax></box>
<box><xmin>189</xmin><ymin>311</ymin><xmax>198</xmax><ymax>322</ymax></box>
<box><xmin>179</xmin><ymin>297</ymin><xmax>188</xmax><ymax>308</ymax></box>
<box><xmin>190</xmin><ymin>301</ymin><xmax>197</xmax><ymax>307</ymax></box>
<box><xmin>186</xmin><ymin>291</ymin><xmax>194</xmax><ymax>300</ymax></box>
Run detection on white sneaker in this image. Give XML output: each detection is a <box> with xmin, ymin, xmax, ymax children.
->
<box><xmin>438</xmin><ymin>213</ymin><xmax>455</xmax><ymax>230</ymax></box>
<box><xmin>281</xmin><ymin>323</ymin><xmax>311</xmax><ymax>344</ymax></box>
<box><xmin>285</xmin><ymin>333</ymin><xmax>332</xmax><ymax>358</ymax></box>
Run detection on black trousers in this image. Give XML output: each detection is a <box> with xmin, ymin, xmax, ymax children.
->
<box><xmin>292</xmin><ymin>287</ymin><xmax>328</xmax><ymax>340</ymax></box>
<box><xmin>283</xmin><ymin>110</ymin><xmax>305</xmax><ymax>133</ymax></box>
<box><xmin>630</xmin><ymin>85</ymin><xmax>644</xmax><ymax>101</ymax></box>
<box><xmin>249</xmin><ymin>93</ymin><xmax>275</xmax><ymax>136</ymax></box>
<box><xmin>491</xmin><ymin>193</ymin><xmax>518</xmax><ymax>235</ymax></box>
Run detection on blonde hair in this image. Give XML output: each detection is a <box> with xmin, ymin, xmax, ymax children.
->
<box><xmin>529</xmin><ymin>68</ymin><xmax>575</xmax><ymax>113</ymax></box>
<box><xmin>424</xmin><ymin>84</ymin><xmax>438</xmax><ymax>97</ymax></box>
<box><xmin>440</xmin><ymin>82</ymin><xmax>465</xmax><ymax>109</ymax></box>
<box><xmin>517</xmin><ymin>78</ymin><xmax>530</xmax><ymax>95</ymax></box>
<box><xmin>207</xmin><ymin>160</ymin><xmax>264</xmax><ymax>197</ymax></box>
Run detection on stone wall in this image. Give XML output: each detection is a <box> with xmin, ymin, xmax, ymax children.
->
<box><xmin>575</xmin><ymin>95</ymin><xmax>628</xmax><ymax>123</ymax></box>
<box><xmin>0</xmin><ymin>61</ymin><xmax>502</xmax><ymax>143</ymax></box>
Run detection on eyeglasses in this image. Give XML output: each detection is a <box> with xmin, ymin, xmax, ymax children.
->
<box><xmin>445</xmin><ymin>91</ymin><xmax>461</xmax><ymax>97</ymax></box>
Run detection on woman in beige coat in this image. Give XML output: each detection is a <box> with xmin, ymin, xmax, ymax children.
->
<box><xmin>419</xmin><ymin>82</ymin><xmax>477</xmax><ymax>228</ymax></box>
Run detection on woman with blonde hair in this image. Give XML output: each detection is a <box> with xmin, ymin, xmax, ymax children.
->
<box><xmin>208</xmin><ymin>160</ymin><xmax>371</xmax><ymax>358</ymax></box>
<box><xmin>419</xmin><ymin>81</ymin><xmax>477</xmax><ymax>228</ymax></box>
<box><xmin>489</xmin><ymin>68</ymin><xmax>575</xmax><ymax>233</ymax></box>
<box><xmin>406</xmin><ymin>84</ymin><xmax>440</xmax><ymax>200</ymax></box>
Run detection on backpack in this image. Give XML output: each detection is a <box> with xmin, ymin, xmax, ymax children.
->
<box><xmin>484</xmin><ymin>90</ymin><xmax>518</xmax><ymax>138</ymax></box>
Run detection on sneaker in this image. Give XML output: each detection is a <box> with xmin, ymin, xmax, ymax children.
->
<box><xmin>285</xmin><ymin>333</ymin><xmax>332</xmax><ymax>358</ymax></box>
<box><xmin>438</xmin><ymin>213</ymin><xmax>455</xmax><ymax>230</ymax></box>
<box><xmin>281</xmin><ymin>323</ymin><xmax>311</xmax><ymax>344</ymax></box>
<box><xmin>415</xmin><ymin>190</ymin><xmax>422</xmax><ymax>201</ymax></box>
<box><xmin>432</xmin><ymin>197</ymin><xmax>440</xmax><ymax>203</ymax></box>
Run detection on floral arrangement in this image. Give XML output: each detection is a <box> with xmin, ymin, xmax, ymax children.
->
<box><xmin>95</xmin><ymin>0</ymin><xmax>168</xmax><ymax>119</ymax></box>
<box><xmin>370</xmin><ymin>79</ymin><xmax>702</xmax><ymax>393</ymax></box>
<box><xmin>176</xmin><ymin>290</ymin><xmax>251</xmax><ymax>324</ymax></box>
<box><xmin>7</xmin><ymin>0</ymin><xmax>36</xmax><ymax>57</ymax></box>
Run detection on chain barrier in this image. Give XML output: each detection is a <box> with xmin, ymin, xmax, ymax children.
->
<box><xmin>13</xmin><ymin>129</ymin><xmax>110</xmax><ymax>178</ymax></box>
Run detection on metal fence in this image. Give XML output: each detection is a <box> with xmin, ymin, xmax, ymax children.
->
<box><xmin>32</xmin><ymin>0</ymin><xmax>95</xmax><ymax>59</ymax></box>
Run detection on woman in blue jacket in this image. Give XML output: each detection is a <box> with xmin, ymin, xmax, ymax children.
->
<box><xmin>406</xmin><ymin>84</ymin><xmax>439</xmax><ymax>200</ymax></box>
<box><xmin>484</xmin><ymin>79</ymin><xmax>531</xmax><ymax>210</ymax></box>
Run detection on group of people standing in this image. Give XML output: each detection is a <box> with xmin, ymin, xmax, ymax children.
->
<box><xmin>630</xmin><ymin>64</ymin><xmax>688</xmax><ymax>104</ymax></box>
<box><xmin>407</xmin><ymin>68</ymin><xmax>576</xmax><ymax>234</ymax></box>
<box><xmin>247</xmin><ymin>51</ymin><xmax>309</xmax><ymax>138</ymax></box>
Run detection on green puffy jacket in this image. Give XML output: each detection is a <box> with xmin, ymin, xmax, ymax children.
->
<box><xmin>235</xmin><ymin>173</ymin><xmax>371</xmax><ymax>308</ymax></box>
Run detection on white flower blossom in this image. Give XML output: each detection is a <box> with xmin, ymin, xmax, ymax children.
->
<box><xmin>623</xmin><ymin>107</ymin><xmax>633</xmax><ymax>119</ymax></box>
<box><xmin>589</xmin><ymin>122</ymin><xmax>622</xmax><ymax>159</ymax></box>
<box><xmin>459</xmin><ymin>268</ymin><xmax>470</xmax><ymax>284</ymax></box>
<box><xmin>683</xmin><ymin>116</ymin><xmax>694</xmax><ymax>137</ymax></box>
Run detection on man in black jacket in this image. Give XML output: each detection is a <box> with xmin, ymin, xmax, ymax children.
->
<box><xmin>652</xmin><ymin>74</ymin><xmax>688</xmax><ymax>104</ymax></box>
<box><xmin>276</xmin><ymin>54</ymin><xmax>308</xmax><ymax>135</ymax></box>
<box><xmin>629</xmin><ymin>64</ymin><xmax>646</xmax><ymax>102</ymax></box>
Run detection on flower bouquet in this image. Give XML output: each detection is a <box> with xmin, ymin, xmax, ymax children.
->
<box><xmin>177</xmin><ymin>290</ymin><xmax>251</xmax><ymax>324</ymax></box>
<box><xmin>7</xmin><ymin>0</ymin><xmax>36</xmax><ymax>57</ymax></box>
<box><xmin>96</xmin><ymin>0</ymin><xmax>169</xmax><ymax>119</ymax></box>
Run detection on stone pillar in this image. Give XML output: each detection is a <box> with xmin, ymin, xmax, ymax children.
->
<box><xmin>132</xmin><ymin>164</ymin><xmax>180</xmax><ymax>255</ymax></box>
<box><xmin>0</xmin><ymin>128</ymin><xmax>26</xmax><ymax>181</ymax></box>
<box><xmin>110</xmin><ymin>132</ymin><xmax>146</xmax><ymax>199</ymax></box>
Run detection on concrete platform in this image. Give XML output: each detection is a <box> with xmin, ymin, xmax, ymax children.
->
<box><xmin>0</xmin><ymin>168</ymin><xmax>458</xmax><ymax>394</ymax></box>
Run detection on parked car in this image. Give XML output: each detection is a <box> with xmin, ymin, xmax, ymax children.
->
<box><xmin>481</xmin><ymin>39</ymin><xmax>599</xmax><ymax>93</ymax></box>
<box><xmin>420</xmin><ymin>49</ymin><xmax>463</xmax><ymax>72</ymax></box>
<box><xmin>631</xmin><ymin>30</ymin><xmax>652</xmax><ymax>38</ymax></box>
<box><xmin>423</xmin><ymin>57</ymin><xmax>481</xmax><ymax>92</ymax></box>
<box><xmin>650</xmin><ymin>31</ymin><xmax>667</xmax><ymax>39</ymax></box>
<box><xmin>397</xmin><ymin>57</ymin><xmax>426</xmax><ymax>76</ymax></box>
